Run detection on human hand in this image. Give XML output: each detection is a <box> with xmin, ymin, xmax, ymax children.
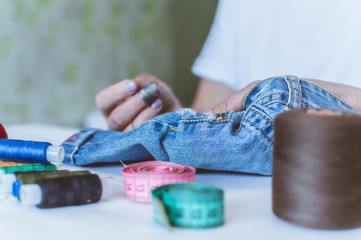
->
<box><xmin>96</xmin><ymin>74</ymin><xmax>182</xmax><ymax>131</ymax></box>
<box><xmin>211</xmin><ymin>81</ymin><xmax>260</xmax><ymax>113</ymax></box>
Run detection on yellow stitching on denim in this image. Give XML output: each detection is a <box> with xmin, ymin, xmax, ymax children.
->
<box><xmin>243</xmin><ymin>119</ymin><xmax>273</xmax><ymax>143</ymax></box>
<box><xmin>152</xmin><ymin>120</ymin><xmax>178</xmax><ymax>129</ymax></box>
<box><xmin>242</xmin><ymin>77</ymin><xmax>283</xmax><ymax>110</ymax></box>
<box><xmin>286</xmin><ymin>76</ymin><xmax>294</xmax><ymax>109</ymax></box>
<box><xmin>257</xmin><ymin>92</ymin><xmax>288</xmax><ymax>102</ymax></box>
<box><xmin>287</xmin><ymin>75</ymin><xmax>302</xmax><ymax>109</ymax></box>
<box><xmin>243</xmin><ymin>76</ymin><xmax>292</xmax><ymax>110</ymax></box>
<box><xmin>179</xmin><ymin>118</ymin><xmax>242</xmax><ymax>135</ymax></box>
<box><xmin>297</xmin><ymin>78</ymin><xmax>303</xmax><ymax>108</ymax></box>
<box><xmin>179</xmin><ymin>112</ymin><xmax>231</xmax><ymax>124</ymax></box>
<box><xmin>261</xmin><ymin>98</ymin><xmax>288</xmax><ymax>106</ymax></box>
<box><xmin>179</xmin><ymin>119</ymin><xmax>232</xmax><ymax>124</ymax></box>
<box><xmin>242</xmin><ymin>82</ymin><xmax>265</xmax><ymax>110</ymax></box>
<box><xmin>249</xmin><ymin>108</ymin><xmax>274</xmax><ymax>127</ymax></box>
<box><xmin>295</xmin><ymin>77</ymin><xmax>302</xmax><ymax>108</ymax></box>
<box><xmin>170</xmin><ymin>126</ymin><xmax>177</xmax><ymax>131</ymax></box>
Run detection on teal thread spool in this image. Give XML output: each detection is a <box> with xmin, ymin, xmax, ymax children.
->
<box><xmin>12</xmin><ymin>170</ymin><xmax>91</xmax><ymax>198</ymax></box>
<box><xmin>152</xmin><ymin>183</ymin><xmax>224</xmax><ymax>228</ymax></box>
<box><xmin>0</xmin><ymin>164</ymin><xmax>57</xmax><ymax>174</ymax></box>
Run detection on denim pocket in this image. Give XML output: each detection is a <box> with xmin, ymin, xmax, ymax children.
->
<box><xmin>166</xmin><ymin>110</ymin><xmax>273</xmax><ymax>175</ymax></box>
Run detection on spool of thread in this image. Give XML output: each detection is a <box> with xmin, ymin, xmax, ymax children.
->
<box><xmin>12</xmin><ymin>170</ymin><xmax>91</xmax><ymax>197</ymax></box>
<box><xmin>0</xmin><ymin>123</ymin><xmax>8</xmax><ymax>139</ymax></box>
<box><xmin>0</xmin><ymin>170</ymin><xmax>69</xmax><ymax>194</ymax></box>
<box><xmin>0</xmin><ymin>160</ymin><xmax>28</xmax><ymax>167</ymax></box>
<box><xmin>19</xmin><ymin>174</ymin><xmax>115</xmax><ymax>208</ymax></box>
<box><xmin>138</xmin><ymin>83</ymin><xmax>160</xmax><ymax>106</ymax></box>
<box><xmin>122</xmin><ymin>161</ymin><xmax>196</xmax><ymax>203</ymax></box>
<box><xmin>272</xmin><ymin>108</ymin><xmax>361</xmax><ymax>229</ymax></box>
<box><xmin>152</xmin><ymin>183</ymin><xmax>224</xmax><ymax>228</ymax></box>
<box><xmin>0</xmin><ymin>139</ymin><xmax>64</xmax><ymax>164</ymax></box>
<box><xmin>0</xmin><ymin>164</ymin><xmax>57</xmax><ymax>174</ymax></box>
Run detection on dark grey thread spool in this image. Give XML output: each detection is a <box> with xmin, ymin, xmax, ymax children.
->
<box><xmin>138</xmin><ymin>83</ymin><xmax>160</xmax><ymax>106</ymax></box>
<box><xmin>272</xmin><ymin>109</ymin><xmax>361</xmax><ymax>229</ymax></box>
<box><xmin>35</xmin><ymin>174</ymin><xmax>102</xmax><ymax>208</ymax></box>
<box><xmin>14</xmin><ymin>170</ymin><xmax>68</xmax><ymax>177</ymax></box>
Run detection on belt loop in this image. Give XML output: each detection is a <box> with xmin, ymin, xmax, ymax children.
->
<box><xmin>283</xmin><ymin>75</ymin><xmax>302</xmax><ymax>110</ymax></box>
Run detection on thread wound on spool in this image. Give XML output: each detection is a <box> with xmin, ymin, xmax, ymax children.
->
<box><xmin>0</xmin><ymin>139</ymin><xmax>52</xmax><ymax>164</ymax></box>
<box><xmin>0</xmin><ymin>164</ymin><xmax>57</xmax><ymax>174</ymax></box>
<box><xmin>0</xmin><ymin>170</ymin><xmax>65</xmax><ymax>194</ymax></box>
<box><xmin>32</xmin><ymin>174</ymin><xmax>102</xmax><ymax>208</ymax></box>
<box><xmin>272</xmin><ymin>109</ymin><xmax>361</xmax><ymax>229</ymax></box>
<box><xmin>0</xmin><ymin>124</ymin><xmax>7</xmax><ymax>139</ymax></box>
<box><xmin>0</xmin><ymin>160</ymin><xmax>28</xmax><ymax>167</ymax></box>
<box><xmin>12</xmin><ymin>170</ymin><xmax>91</xmax><ymax>198</ymax></box>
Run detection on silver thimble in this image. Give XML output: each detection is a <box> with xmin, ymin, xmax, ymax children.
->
<box><xmin>138</xmin><ymin>83</ymin><xmax>161</xmax><ymax>106</ymax></box>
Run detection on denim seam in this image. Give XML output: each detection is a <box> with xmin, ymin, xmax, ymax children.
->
<box><xmin>243</xmin><ymin>119</ymin><xmax>273</xmax><ymax>143</ymax></box>
<box><xmin>151</xmin><ymin>119</ymin><xmax>178</xmax><ymax>129</ymax></box>
<box><xmin>179</xmin><ymin>119</ymin><xmax>234</xmax><ymax>124</ymax></box>
<box><xmin>179</xmin><ymin>112</ymin><xmax>232</xmax><ymax>124</ymax></box>
<box><xmin>286</xmin><ymin>76</ymin><xmax>295</xmax><ymax>109</ymax></box>
<box><xmin>254</xmin><ymin>92</ymin><xmax>288</xmax><ymax>105</ymax></box>
<box><xmin>62</xmin><ymin>142</ymin><xmax>79</xmax><ymax>165</ymax></box>
<box><xmin>242</xmin><ymin>76</ymin><xmax>293</xmax><ymax>110</ymax></box>
<box><xmin>234</xmin><ymin>108</ymin><xmax>250</xmax><ymax>133</ymax></box>
<box><xmin>241</xmin><ymin>77</ymin><xmax>278</xmax><ymax>110</ymax></box>
<box><xmin>298</xmin><ymin>77</ymin><xmax>303</xmax><ymax>108</ymax></box>
<box><xmin>242</xmin><ymin>84</ymin><xmax>259</xmax><ymax>110</ymax></box>
<box><xmin>235</xmin><ymin>97</ymin><xmax>284</xmax><ymax>133</ymax></box>
<box><xmin>260</xmin><ymin>98</ymin><xmax>288</xmax><ymax>106</ymax></box>
<box><xmin>249</xmin><ymin>108</ymin><xmax>275</xmax><ymax>127</ymax></box>
<box><xmin>302</xmin><ymin>102</ymin><xmax>313</xmax><ymax>108</ymax></box>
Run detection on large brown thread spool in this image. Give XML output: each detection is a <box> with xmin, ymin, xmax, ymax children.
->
<box><xmin>272</xmin><ymin>108</ymin><xmax>361</xmax><ymax>229</ymax></box>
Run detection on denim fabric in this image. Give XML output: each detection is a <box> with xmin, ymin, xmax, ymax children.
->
<box><xmin>62</xmin><ymin>76</ymin><xmax>358</xmax><ymax>175</ymax></box>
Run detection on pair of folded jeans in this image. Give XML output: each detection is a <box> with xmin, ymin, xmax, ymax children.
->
<box><xmin>62</xmin><ymin>76</ymin><xmax>358</xmax><ymax>175</ymax></box>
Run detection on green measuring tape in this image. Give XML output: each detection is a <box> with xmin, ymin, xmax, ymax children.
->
<box><xmin>0</xmin><ymin>164</ymin><xmax>57</xmax><ymax>174</ymax></box>
<box><xmin>152</xmin><ymin>182</ymin><xmax>224</xmax><ymax>228</ymax></box>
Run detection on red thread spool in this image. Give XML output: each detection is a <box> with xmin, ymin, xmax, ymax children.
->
<box><xmin>0</xmin><ymin>124</ymin><xmax>8</xmax><ymax>139</ymax></box>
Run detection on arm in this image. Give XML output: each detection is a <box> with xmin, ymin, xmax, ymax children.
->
<box><xmin>191</xmin><ymin>78</ymin><xmax>235</xmax><ymax>112</ymax></box>
<box><xmin>302</xmin><ymin>78</ymin><xmax>361</xmax><ymax>111</ymax></box>
<box><xmin>211</xmin><ymin>78</ymin><xmax>361</xmax><ymax>113</ymax></box>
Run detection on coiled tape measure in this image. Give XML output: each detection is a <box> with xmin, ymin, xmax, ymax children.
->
<box><xmin>122</xmin><ymin>161</ymin><xmax>195</xmax><ymax>203</ymax></box>
<box><xmin>152</xmin><ymin>182</ymin><xmax>224</xmax><ymax>228</ymax></box>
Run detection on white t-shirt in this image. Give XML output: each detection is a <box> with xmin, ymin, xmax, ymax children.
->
<box><xmin>192</xmin><ymin>0</ymin><xmax>361</xmax><ymax>90</ymax></box>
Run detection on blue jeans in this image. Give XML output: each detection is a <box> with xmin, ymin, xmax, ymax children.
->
<box><xmin>62</xmin><ymin>76</ymin><xmax>357</xmax><ymax>175</ymax></box>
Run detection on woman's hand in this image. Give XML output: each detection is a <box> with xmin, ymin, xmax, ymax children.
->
<box><xmin>211</xmin><ymin>81</ymin><xmax>260</xmax><ymax>113</ymax></box>
<box><xmin>96</xmin><ymin>74</ymin><xmax>182</xmax><ymax>131</ymax></box>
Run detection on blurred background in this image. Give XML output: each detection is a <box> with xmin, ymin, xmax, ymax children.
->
<box><xmin>0</xmin><ymin>0</ymin><xmax>217</xmax><ymax>127</ymax></box>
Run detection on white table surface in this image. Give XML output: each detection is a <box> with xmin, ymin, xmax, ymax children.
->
<box><xmin>1</xmin><ymin>123</ymin><xmax>361</xmax><ymax>240</ymax></box>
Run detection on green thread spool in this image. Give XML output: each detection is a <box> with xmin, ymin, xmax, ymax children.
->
<box><xmin>0</xmin><ymin>170</ymin><xmax>69</xmax><ymax>194</ymax></box>
<box><xmin>13</xmin><ymin>170</ymin><xmax>92</xmax><ymax>198</ymax></box>
<box><xmin>152</xmin><ymin>182</ymin><xmax>224</xmax><ymax>228</ymax></box>
<box><xmin>0</xmin><ymin>164</ymin><xmax>57</xmax><ymax>174</ymax></box>
<box><xmin>17</xmin><ymin>170</ymin><xmax>91</xmax><ymax>184</ymax></box>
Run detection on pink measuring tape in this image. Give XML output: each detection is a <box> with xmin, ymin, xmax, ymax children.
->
<box><xmin>122</xmin><ymin>161</ymin><xmax>196</xmax><ymax>203</ymax></box>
